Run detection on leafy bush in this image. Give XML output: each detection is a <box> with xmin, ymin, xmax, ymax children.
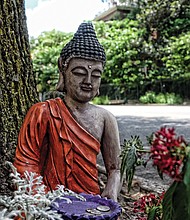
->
<box><xmin>30</xmin><ymin>1</ymin><xmax>190</xmax><ymax>99</ymax></box>
<box><xmin>30</xmin><ymin>30</ymin><xmax>73</xmax><ymax>93</ymax></box>
<box><xmin>92</xmin><ymin>95</ymin><xmax>110</xmax><ymax>105</ymax></box>
<box><xmin>162</xmin><ymin>32</ymin><xmax>190</xmax><ymax>78</ymax></box>
<box><xmin>139</xmin><ymin>91</ymin><xmax>156</xmax><ymax>104</ymax></box>
<box><xmin>139</xmin><ymin>91</ymin><xmax>183</xmax><ymax>104</ymax></box>
<box><xmin>156</xmin><ymin>93</ymin><xmax>183</xmax><ymax>104</ymax></box>
<box><xmin>95</xmin><ymin>19</ymin><xmax>145</xmax><ymax>87</ymax></box>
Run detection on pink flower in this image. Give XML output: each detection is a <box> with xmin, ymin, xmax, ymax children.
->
<box><xmin>150</xmin><ymin>126</ymin><xmax>186</xmax><ymax>180</ymax></box>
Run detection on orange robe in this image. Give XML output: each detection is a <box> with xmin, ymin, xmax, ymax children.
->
<box><xmin>14</xmin><ymin>97</ymin><xmax>101</xmax><ymax>195</ymax></box>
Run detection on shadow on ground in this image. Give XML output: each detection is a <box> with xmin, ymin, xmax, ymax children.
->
<box><xmin>117</xmin><ymin>115</ymin><xmax>190</xmax><ymax>146</ymax></box>
<box><xmin>115</xmin><ymin>115</ymin><xmax>190</xmax><ymax>219</ymax></box>
<box><xmin>116</xmin><ymin>114</ymin><xmax>190</xmax><ymax>189</ymax></box>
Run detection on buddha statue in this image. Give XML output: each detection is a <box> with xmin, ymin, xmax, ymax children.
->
<box><xmin>14</xmin><ymin>22</ymin><xmax>121</xmax><ymax>201</ymax></box>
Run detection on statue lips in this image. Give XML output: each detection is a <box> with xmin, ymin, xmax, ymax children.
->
<box><xmin>81</xmin><ymin>85</ymin><xmax>93</xmax><ymax>91</ymax></box>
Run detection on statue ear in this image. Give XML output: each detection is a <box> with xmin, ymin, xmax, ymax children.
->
<box><xmin>56</xmin><ymin>57</ymin><xmax>65</xmax><ymax>92</ymax></box>
<box><xmin>95</xmin><ymin>89</ymin><xmax>100</xmax><ymax>97</ymax></box>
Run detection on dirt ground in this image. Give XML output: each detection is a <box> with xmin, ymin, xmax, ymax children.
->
<box><xmin>117</xmin><ymin>167</ymin><xmax>171</xmax><ymax>219</ymax></box>
<box><xmin>98</xmin><ymin>160</ymin><xmax>171</xmax><ymax>220</ymax></box>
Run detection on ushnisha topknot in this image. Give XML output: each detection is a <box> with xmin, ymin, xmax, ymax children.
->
<box><xmin>60</xmin><ymin>22</ymin><xmax>106</xmax><ymax>68</ymax></box>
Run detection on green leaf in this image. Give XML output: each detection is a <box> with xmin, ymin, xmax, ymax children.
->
<box><xmin>162</xmin><ymin>181</ymin><xmax>177</xmax><ymax>220</ymax></box>
<box><xmin>162</xmin><ymin>181</ymin><xmax>189</xmax><ymax>220</ymax></box>
<box><xmin>147</xmin><ymin>206</ymin><xmax>160</xmax><ymax>220</ymax></box>
<box><xmin>183</xmin><ymin>148</ymin><xmax>190</xmax><ymax>216</ymax></box>
<box><xmin>173</xmin><ymin>181</ymin><xmax>188</xmax><ymax>220</ymax></box>
<box><xmin>120</xmin><ymin>141</ymin><xmax>137</xmax><ymax>177</ymax></box>
<box><xmin>125</xmin><ymin>145</ymin><xmax>137</xmax><ymax>192</ymax></box>
<box><xmin>120</xmin><ymin>136</ymin><xmax>144</xmax><ymax>192</ymax></box>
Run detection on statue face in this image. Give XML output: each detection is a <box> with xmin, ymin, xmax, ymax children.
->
<box><xmin>64</xmin><ymin>58</ymin><xmax>103</xmax><ymax>103</ymax></box>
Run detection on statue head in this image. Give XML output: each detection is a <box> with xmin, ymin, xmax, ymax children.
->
<box><xmin>56</xmin><ymin>22</ymin><xmax>106</xmax><ymax>93</ymax></box>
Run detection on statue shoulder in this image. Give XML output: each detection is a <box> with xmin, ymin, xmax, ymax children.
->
<box><xmin>27</xmin><ymin>98</ymin><xmax>62</xmax><ymax>117</ymax></box>
<box><xmin>29</xmin><ymin>100</ymin><xmax>49</xmax><ymax>112</ymax></box>
<box><xmin>91</xmin><ymin>104</ymin><xmax>116</xmax><ymax>122</ymax></box>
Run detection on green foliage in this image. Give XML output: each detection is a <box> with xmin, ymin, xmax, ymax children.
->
<box><xmin>162</xmin><ymin>180</ymin><xmax>190</xmax><ymax>220</ymax></box>
<box><xmin>139</xmin><ymin>91</ymin><xmax>156</xmax><ymax>103</ymax></box>
<box><xmin>138</xmin><ymin>0</ymin><xmax>190</xmax><ymax>39</ymax></box>
<box><xmin>183</xmin><ymin>148</ymin><xmax>190</xmax><ymax>216</ymax></box>
<box><xmin>30</xmin><ymin>0</ymin><xmax>190</xmax><ymax>99</ymax></box>
<box><xmin>139</xmin><ymin>91</ymin><xmax>183</xmax><ymax>104</ymax></box>
<box><xmin>120</xmin><ymin>136</ymin><xmax>145</xmax><ymax>192</ymax></box>
<box><xmin>162</xmin><ymin>32</ymin><xmax>190</xmax><ymax>78</ymax></box>
<box><xmin>30</xmin><ymin>30</ymin><xmax>73</xmax><ymax>93</ymax></box>
<box><xmin>162</xmin><ymin>181</ymin><xmax>177</xmax><ymax>220</ymax></box>
<box><xmin>92</xmin><ymin>95</ymin><xmax>110</xmax><ymax>105</ymax></box>
<box><xmin>94</xmin><ymin>19</ymin><xmax>145</xmax><ymax>87</ymax></box>
<box><xmin>95</xmin><ymin>0</ymin><xmax>190</xmax><ymax>96</ymax></box>
<box><xmin>147</xmin><ymin>206</ymin><xmax>161</xmax><ymax>220</ymax></box>
<box><xmin>136</xmin><ymin>0</ymin><xmax>190</xmax><ymax>82</ymax></box>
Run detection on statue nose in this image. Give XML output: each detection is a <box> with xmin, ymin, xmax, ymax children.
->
<box><xmin>84</xmin><ymin>73</ymin><xmax>92</xmax><ymax>84</ymax></box>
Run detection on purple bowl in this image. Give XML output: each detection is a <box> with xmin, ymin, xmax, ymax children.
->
<box><xmin>51</xmin><ymin>193</ymin><xmax>122</xmax><ymax>220</ymax></box>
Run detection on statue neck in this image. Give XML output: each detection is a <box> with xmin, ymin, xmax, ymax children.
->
<box><xmin>64</xmin><ymin>95</ymin><xmax>90</xmax><ymax>113</ymax></box>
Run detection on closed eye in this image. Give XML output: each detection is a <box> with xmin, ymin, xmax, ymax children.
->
<box><xmin>92</xmin><ymin>70</ymin><xmax>102</xmax><ymax>78</ymax></box>
<box><xmin>72</xmin><ymin>67</ymin><xmax>87</xmax><ymax>76</ymax></box>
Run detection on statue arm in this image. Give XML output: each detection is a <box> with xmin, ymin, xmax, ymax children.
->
<box><xmin>101</xmin><ymin>111</ymin><xmax>121</xmax><ymax>201</ymax></box>
<box><xmin>14</xmin><ymin>102</ymin><xmax>49</xmax><ymax>177</ymax></box>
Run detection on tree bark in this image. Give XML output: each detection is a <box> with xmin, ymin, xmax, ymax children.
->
<box><xmin>0</xmin><ymin>0</ymin><xmax>38</xmax><ymax>195</ymax></box>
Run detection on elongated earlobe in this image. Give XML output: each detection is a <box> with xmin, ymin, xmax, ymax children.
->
<box><xmin>56</xmin><ymin>57</ymin><xmax>65</xmax><ymax>92</ymax></box>
<box><xmin>95</xmin><ymin>89</ymin><xmax>100</xmax><ymax>97</ymax></box>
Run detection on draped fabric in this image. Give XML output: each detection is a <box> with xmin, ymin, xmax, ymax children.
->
<box><xmin>14</xmin><ymin>97</ymin><xmax>101</xmax><ymax>195</ymax></box>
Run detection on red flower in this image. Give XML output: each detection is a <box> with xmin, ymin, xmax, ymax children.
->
<box><xmin>133</xmin><ymin>192</ymin><xmax>164</xmax><ymax>219</ymax></box>
<box><xmin>150</xmin><ymin>127</ymin><xmax>186</xmax><ymax>180</ymax></box>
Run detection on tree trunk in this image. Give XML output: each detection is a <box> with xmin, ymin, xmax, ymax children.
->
<box><xmin>0</xmin><ymin>0</ymin><xmax>38</xmax><ymax>195</ymax></box>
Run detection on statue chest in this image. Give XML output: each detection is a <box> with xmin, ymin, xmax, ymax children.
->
<box><xmin>72</xmin><ymin>111</ymin><xmax>104</xmax><ymax>142</ymax></box>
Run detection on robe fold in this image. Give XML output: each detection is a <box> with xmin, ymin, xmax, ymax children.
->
<box><xmin>14</xmin><ymin>97</ymin><xmax>101</xmax><ymax>195</ymax></box>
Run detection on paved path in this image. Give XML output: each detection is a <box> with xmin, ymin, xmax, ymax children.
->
<box><xmin>100</xmin><ymin>104</ymin><xmax>190</xmax><ymax>191</ymax></box>
<box><xmin>101</xmin><ymin>104</ymin><xmax>190</xmax><ymax>145</ymax></box>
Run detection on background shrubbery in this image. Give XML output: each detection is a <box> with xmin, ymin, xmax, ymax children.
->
<box><xmin>92</xmin><ymin>96</ymin><xmax>110</xmax><ymax>105</ymax></box>
<box><xmin>139</xmin><ymin>91</ymin><xmax>183</xmax><ymax>104</ymax></box>
<box><xmin>30</xmin><ymin>0</ymin><xmax>190</xmax><ymax>103</ymax></box>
